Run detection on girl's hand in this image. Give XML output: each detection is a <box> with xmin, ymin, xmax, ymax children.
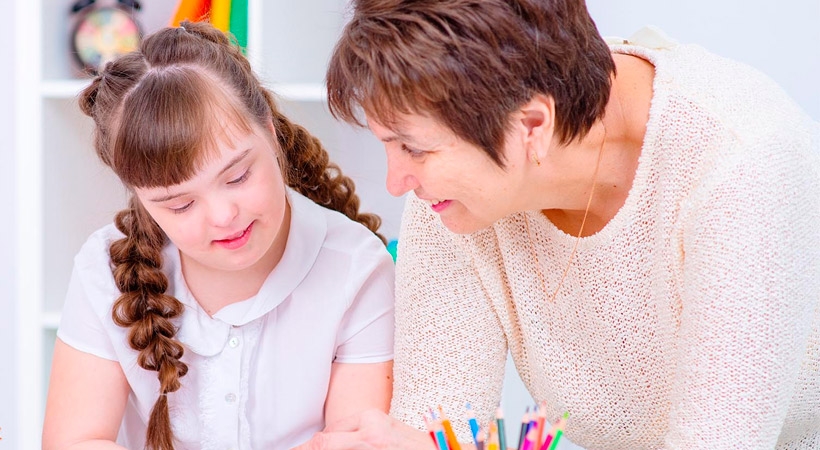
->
<box><xmin>292</xmin><ymin>409</ymin><xmax>437</xmax><ymax>450</ymax></box>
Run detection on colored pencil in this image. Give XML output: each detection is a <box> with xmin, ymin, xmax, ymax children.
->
<box><xmin>534</xmin><ymin>402</ymin><xmax>547</xmax><ymax>450</ymax></box>
<box><xmin>487</xmin><ymin>421</ymin><xmax>499</xmax><ymax>450</ymax></box>
<box><xmin>438</xmin><ymin>406</ymin><xmax>462</xmax><ymax>450</ymax></box>
<box><xmin>517</xmin><ymin>407</ymin><xmax>531</xmax><ymax>450</ymax></box>
<box><xmin>423</xmin><ymin>413</ymin><xmax>438</xmax><ymax>446</ymax></box>
<box><xmin>495</xmin><ymin>407</ymin><xmax>507</xmax><ymax>450</ymax></box>
<box><xmin>475</xmin><ymin>429</ymin><xmax>486</xmax><ymax>450</ymax></box>
<box><xmin>546</xmin><ymin>412</ymin><xmax>569</xmax><ymax>450</ymax></box>
<box><xmin>521</xmin><ymin>427</ymin><xmax>538</xmax><ymax>450</ymax></box>
<box><xmin>432</xmin><ymin>419</ymin><xmax>450</xmax><ymax>450</ymax></box>
<box><xmin>465</xmin><ymin>402</ymin><xmax>481</xmax><ymax>444</ymax></box>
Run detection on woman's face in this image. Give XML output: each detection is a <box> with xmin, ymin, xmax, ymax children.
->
<box><xmin>135</xmin><ymin>122</ymin><xmax>289</xmax><ymax>274</ymax></box>
<box><xmin>368</xmin><ymin>113</ymin><xmax>529</xmax><ymax>234</ymax></box>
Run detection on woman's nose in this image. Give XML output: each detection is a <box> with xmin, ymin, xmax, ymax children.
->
<box><xmin>385</xmin><ymin>151</ymin><xmax>420</xmax><ymax>197</ymax></box>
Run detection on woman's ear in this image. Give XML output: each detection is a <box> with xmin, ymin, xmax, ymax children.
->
<box><xmin>518</xmin><ymin>94</ymin><xmax>555</xmax><ymax>166</ymax></box>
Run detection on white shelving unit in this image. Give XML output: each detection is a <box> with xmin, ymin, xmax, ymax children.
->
<box><xmin>13</xmin><ymin>1</ymin><xmax>403</xmax><ymax>447</ymax></box>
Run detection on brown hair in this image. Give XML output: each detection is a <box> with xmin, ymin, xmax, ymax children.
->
<box><xmin>326</xmin><ymin>0</ymin><xmax>615</xmax><ymax>166</ymax></box>
<box><xmin>79</xmin><ymin>21</ymin><xmax>383</xmax><ymax>449</ymax></box>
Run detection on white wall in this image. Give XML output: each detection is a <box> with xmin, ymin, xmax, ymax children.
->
<box><xmin>500</xmin><ymin>2</ymin><xmax>819</xmax><ymax>448</ymax></box>
<box><xmin>0</xmin><ymin>0</ymin><xmax>17</xmax><ymax>446</ymax></box>
<box><xmin>586</xmin><ymin>0</ymin><xmax>820</xmax><ymax>120</ymax></box>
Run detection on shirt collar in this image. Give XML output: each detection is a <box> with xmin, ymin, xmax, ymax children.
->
<box><xmin>168</xmin><ymin>189</ymin><xmax>328</xmax><ymax>356</ymax></box>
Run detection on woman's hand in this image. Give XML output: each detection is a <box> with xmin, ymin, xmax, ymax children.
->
<box><xmin>292</xmin><ymin>409</ymin><xmax>437</xmax><ymax>450</ymax></box>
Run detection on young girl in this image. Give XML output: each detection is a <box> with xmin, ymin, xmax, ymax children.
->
<box><xmin>42</xmin><ymin>21</ymin><xmax>394</xmax><ymax>450</ymax></box>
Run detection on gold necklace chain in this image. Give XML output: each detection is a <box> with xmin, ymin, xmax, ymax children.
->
<box><xmin>525</xmin><ymin>125</ymin><xmax>607</xmax><ymax>303</ymax></box>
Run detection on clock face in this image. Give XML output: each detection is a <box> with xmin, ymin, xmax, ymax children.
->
<box><xmin>72</xmin><ymin>7</ymin><xmax>141</xmax><ymax>73</ymax></box>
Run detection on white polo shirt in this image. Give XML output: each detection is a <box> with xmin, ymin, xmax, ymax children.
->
<box><xmin>58</xmin><ymin>189</ymin><xmax>395</xmax><ymax>450</ymax></box>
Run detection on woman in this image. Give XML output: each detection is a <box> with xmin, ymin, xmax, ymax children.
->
<box><xmin>300</xmin><ymin>0</ymin><xmax>820</xmax><ymax>449</ymax></box>
<box><xmin>42</xmin><ymin>21</ymin><xmax>394</xmax><ymax>449</ymax></box>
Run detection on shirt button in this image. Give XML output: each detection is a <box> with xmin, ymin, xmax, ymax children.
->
<box><xmin>229</xmin><ymin>337</ymin><xmax>240</xmax><ymax>348</ymax></box>
<box><xmin>225</xmin><ymin>393</ymin><xmax>237</xmax><ymax>403</ymax></box>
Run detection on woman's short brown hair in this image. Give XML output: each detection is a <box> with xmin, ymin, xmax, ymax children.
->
<box><xmin>327</xmin><ymin>0</ymin><xmax>615</xmax><ymax>166</ymax></box>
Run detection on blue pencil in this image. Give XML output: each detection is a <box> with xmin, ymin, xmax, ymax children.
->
<box><xmin>465</xmin><ymin>402</ymin><xmax>481</xmax><ymax>443</ymax></box>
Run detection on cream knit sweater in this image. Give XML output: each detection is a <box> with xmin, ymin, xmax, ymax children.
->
<box><xmin>390</xmin><ymin>32</ymin><xmax>820</xmax><ymax>449</ymax></box>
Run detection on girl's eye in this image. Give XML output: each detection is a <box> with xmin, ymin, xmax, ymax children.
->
<box><xmin>228</xmin><ymin>169</ymin><xmax>251</xmax><ymax>185</ymax></box>
<box><xmin>170</xmin><ymin>201</ymin><xmax>194</xmax><ymax>214</ymax></box>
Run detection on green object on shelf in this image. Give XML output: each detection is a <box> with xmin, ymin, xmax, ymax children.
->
<box><xmin>229</xmin><ymin>0</ymin><xmax>248</xmax><ymax>51</ymax></box>
<box><xmin>387</xmin><ymin>239</ymin><xmax>398</xmax><ymax>262</ymax></box>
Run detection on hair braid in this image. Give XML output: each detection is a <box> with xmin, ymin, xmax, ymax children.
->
<box><xmin>109</xmin><ymin>197</ymin><xmax>188</xmax><ymax>450</ymax></box>
<box><xmin>264</xmin><ymin>91</ymin><xmax>386</xmax><ymax>244</ymax></box>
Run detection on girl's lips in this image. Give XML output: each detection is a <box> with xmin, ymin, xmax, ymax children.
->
<box><xmin>431</xmin><ymin>200</ymin><xmax>452</xmax><ymax>213</ymax></box>
<box><xmin>214</xmin><ymin>222</ymin><xmax>253</xmax><ymax>249</ymax></box>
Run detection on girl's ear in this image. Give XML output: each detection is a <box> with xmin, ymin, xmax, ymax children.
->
<box><xmin>517</xmin><ymin>94</ymin><xmax>555</xmax><ymax>166</ymax></box>
<box><xmin>266</xmin><ymin>120</ymin><xmax>285</xmax><ymax>167</ymax></box>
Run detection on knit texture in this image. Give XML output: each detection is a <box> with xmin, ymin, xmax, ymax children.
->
<box><xmin>389</xmin><ymin>38</ymin><xmax>820</xmax><ymax>449</ymax></box>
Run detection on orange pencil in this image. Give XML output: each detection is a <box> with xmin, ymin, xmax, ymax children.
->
<box><xmin>438</xmin><ymin>405</ymin><xmax>462</xmax><ymax>450</ymax></box>
<box><xmin>534</xmin><ymin>402</ymin><xmax>547</xmax><ymax>450</ymax></box>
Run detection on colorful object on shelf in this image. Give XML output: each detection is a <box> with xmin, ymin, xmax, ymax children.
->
<box><xmin>387</xmin><ymin>238</ymin><xmax>398</xmax><ymax>262</ymax></box>
<box><xmin>70</xmin><ymin>0</ymin><xmax>142</xmax><ymax>74</ymax></box>
<box><xmin>170</xmin><ymin>0</ymin><xmax>248</xmax><ymax>50</ymax></box>
<box><xmin>170</xmin><ymin>0</ymin><xmax>211</xmax><ymax>26</ymax></box>
<box><xmin>210</xmin><ymin>0</ymin><xmax>231</xmax><ymax>31</ymax></box>
<box><xmin>228</xmin><ymin>0</ymin><xmax>248</xmax><ymax>49</ymax></box>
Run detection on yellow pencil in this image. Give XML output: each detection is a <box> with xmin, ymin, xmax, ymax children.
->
<box><xmin>487</xmin><ymin>421</ymin><xmax>499</xmax><ymax>450</ymax></box>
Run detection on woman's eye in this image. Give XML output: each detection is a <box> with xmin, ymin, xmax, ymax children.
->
<box><xmin>170</xmin><ymin>201</ymin><xmax>194</xmax><ymax>214</ymax></box>
<box><xmin>228</xmin><ymin>169</ymin><xmax>251</xmax><ymax>185</ymax></box>
<box><xmin>401</xmin><ymin>144</ymin><xmax>425</xmax><ymax>158</ymax></box>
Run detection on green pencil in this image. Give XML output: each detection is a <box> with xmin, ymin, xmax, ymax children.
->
<box><xmin>547</xmin><ymin>412</ymin><xmax>569</xmax><ymax>450</ymax></box>
<box><xmin>495</xmin><ymin>407</ymin><xmax>507</xmax><ymax>450</ymax></box>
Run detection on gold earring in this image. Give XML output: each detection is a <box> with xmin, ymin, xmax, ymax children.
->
<box><xmin>532</xmin><ymin>152</ymin><xmax>541</xmax><ymax>166</ymax></box>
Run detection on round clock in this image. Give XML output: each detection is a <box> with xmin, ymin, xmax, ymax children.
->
<box><xmin>71</xmin><ymin>4</ymin><xmax>142</xmax><ymax>74</ymax></box>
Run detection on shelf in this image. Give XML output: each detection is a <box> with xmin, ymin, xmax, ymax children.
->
<box><xmin>40</xmin><ymin>79</ymin><xmax>327</xmax><ymax>102</ymax></box>
<box><xmin>41</xmin><ymin>79</ymin><xmax>92</xmax><ymax>99</ymax></box>
<box><xmin>43</xmin><ymin>311</ymin><xmax>61</xmax><ymax>330</ymax></box>
<box><xmin>268</xmin><ymin>82</ymin><xmax>327</xmax><ymax>102</ymax></box>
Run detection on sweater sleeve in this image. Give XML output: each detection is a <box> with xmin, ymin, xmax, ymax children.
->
<box><xmin>665</xmin><ymin>132</ymin><xmax>820</xmax><ymax>448</ymax></box>
<box><xmin>389</xmin><ymin>194</ymin><xmax>508</xmax><ymax>440</ymax></box>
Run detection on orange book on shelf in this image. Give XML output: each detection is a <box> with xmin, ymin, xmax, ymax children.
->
<box><xmin>170</xmin><ymin>0</ymin><xmax>211</xmax><ymax>26</ymax></box>
<box><xmin>210</xmin><ymin>0</ymin><xmax>232</xmax><ymax>32</ymax></box>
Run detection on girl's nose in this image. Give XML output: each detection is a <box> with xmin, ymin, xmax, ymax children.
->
<box><xmin>208</xmin><ymin>196</ymin><xmax>239</xmax><ymax>228</ymax></box>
